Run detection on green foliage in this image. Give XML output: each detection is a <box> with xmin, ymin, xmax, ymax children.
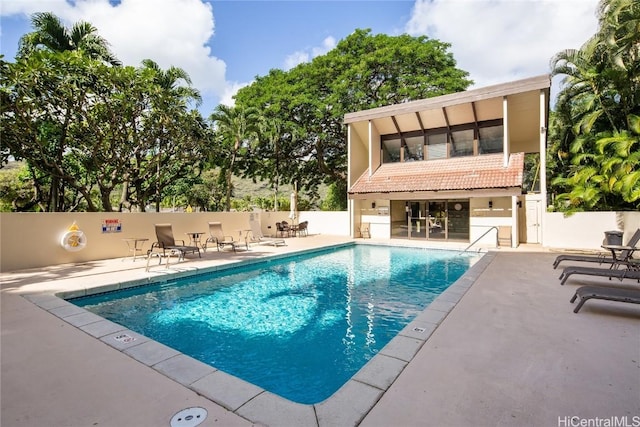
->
<box><xmin>17</xmin><ymin>11</ymin><xmax>121</xmax><ymax>66</ymax></box>
<box><xmin>234</xmin><ymin>28</ymin><xmax>471</xmax><ymax>204</ymax></box>
<box><xmin>1</xmin><ymin>14</ymin><xmax>205</xmax><ymax>212</ymax></box>
<box><xmin>3</xmin><ymin>18</ymin><xmax>473</xmax><ymax>212</ymax></box>
<box><xmin>548</xmin><ymin>0</ymin><xmax>640</xmax><ymax>211</ymax></box>
<box><xmin>0</xmin><ymin>164</ymin><xmax>37</xmax><ymax>211</ymax></box>
<box><xmin>208</xmin><ymin>105</ymin><xmax>261</xmax><ymax>211</ymax></box>
<box><xmin>321</xmin><ymin>182</ymin><xmax>348</xmax><ymax>211</ymax></box>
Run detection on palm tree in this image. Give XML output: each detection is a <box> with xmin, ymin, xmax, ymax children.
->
<box><xmin>17</xmin><ymin>12</ymin><xmax>121</xmax><ymax>66</ymax></box>
<box><xmin>139</xmin><ymin>60</ymin><xmax>202</xmax><ymax>211</ymax></box>
<box><xmin>257</xmin><ymin>118</ymin><xmax>285</xmax><ymax>211</ymax></box>
<box><xmin>140</xmin><ymin>59</ymin><xmax>202</xmax><ymax>107</ymax></box>
<box><xmin>209</xmin><ymin>105</ymin><xmax>260</xmax><ymax>211</ymax></box>
<box><xmin>548</xmin><ymin>0</ymin><xmax>640</xmax><ymax>211</ymax></box>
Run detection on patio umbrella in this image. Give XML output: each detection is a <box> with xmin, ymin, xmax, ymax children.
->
<box><xmin>289</xmin><ymin>190</ymin><xmax>298</xmax><ymax>225</ymax></box>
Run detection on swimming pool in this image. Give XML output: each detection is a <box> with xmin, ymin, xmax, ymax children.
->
<box><xmin>71</xmin><ymin>244</ymin><xmax>480</xmax><ymax>404</ymax></box>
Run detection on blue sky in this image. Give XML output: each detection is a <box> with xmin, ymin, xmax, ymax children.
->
<box><xmin>1</xmin><ymin>0</ymin><xmax>599</xmax><ymax>116</ymax></box>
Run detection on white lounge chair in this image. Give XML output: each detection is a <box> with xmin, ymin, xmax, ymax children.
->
<box><xmin>246</xmin><ymin>220</ymin><xmax>286</xmax><ymax>247</ymax></box>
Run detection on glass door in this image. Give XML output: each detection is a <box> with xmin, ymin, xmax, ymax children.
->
<box><xmin>391</xmin><ymin>199</ymin><xmax>470</xmax><ymax>241</ymax></box>
<box><xmin>408</xmin><ymin>202</ymin><xmax>427</xmax><ymax>239</ymax></box>
<box><xmin>390</xmin><ymin>200</ymin><xmax>409</xmax><ymax>238</ymax></box>
<box><xmin>447</xmin><ymin>200</ymin><xmax>470</xmax><ymax>241</ymax></box>
<box><xmin>428</xmin><ymin>201</ymin><xmax>446</xmax><ymax>239</ymax></box>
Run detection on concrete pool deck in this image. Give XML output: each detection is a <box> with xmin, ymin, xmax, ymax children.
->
<box><xmin>2</xmin><ymin>236</ymin><xmax>639</xmax><ymax>426</ymax></box>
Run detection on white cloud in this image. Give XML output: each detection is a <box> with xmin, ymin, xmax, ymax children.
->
<box><xmin>218</xmin><ymin>81</ymin><xmax>250</xmax><ymax>107</ymax></box>
<box><xmin>283</xmin><ymin>35</ymin><xmax>337</xmax><ymax>70</ymax></box>
<box><xmin>3</xmin><ymin>0</ymin><xmax>229</xmax><ymax>106</ymax></box>
<box><xmin>405</xmin><ymin>0</ymin><xmax>600</xmax><ymax>94</ymax></box>
<box><xmin>284</xmin><ymin>51</ymin><xmax>310</xmax><ymax>70</ymax></box>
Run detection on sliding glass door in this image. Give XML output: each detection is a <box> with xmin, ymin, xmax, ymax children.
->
<box><xmin>390</xmin><ymin>199</ymin><xmax>469</xmax><ymax>241</ymax></box>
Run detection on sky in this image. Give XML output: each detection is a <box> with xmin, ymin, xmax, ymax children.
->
<box><xmin>1</xmin><ymin>0</ymin><xmax>600</xmax><ymax>116</ymax></box>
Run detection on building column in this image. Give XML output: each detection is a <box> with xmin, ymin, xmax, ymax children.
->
<box><xmin>503</xmin><ymin>96</ymin><xmax>510</xmax><ymax>167</ymax></box>
<box><xmin>539</xmin><ymin>89</ymin><xmax>548</xmax><ymax>246</ymax></box>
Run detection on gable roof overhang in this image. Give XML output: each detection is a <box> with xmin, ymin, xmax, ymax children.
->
<box><xmin>348</xmin><ymin>153</ymin><xmax>524</xmax><ymax>200</ymax></box>
<box><xmin>344</xmin><ymin>74</ymin><xmax>551</xmax><ymax>138</ymax></box>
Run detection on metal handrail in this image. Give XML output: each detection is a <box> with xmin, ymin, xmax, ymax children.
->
<box><xmin>460</xmin><ymin>226</ymin><xmax>499</xmax><ymax>253</ymax></box>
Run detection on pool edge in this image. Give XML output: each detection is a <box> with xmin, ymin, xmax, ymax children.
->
<box><xmin>23</xmin><ymin>245</ymin><xmax>494</xmax><ymax>427</ymax></box>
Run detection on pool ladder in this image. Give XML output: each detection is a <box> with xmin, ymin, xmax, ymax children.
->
<box><xmin>460</xmin><ymin>226</ymin><xmax>499</xmax><ymax>253</ymax></box>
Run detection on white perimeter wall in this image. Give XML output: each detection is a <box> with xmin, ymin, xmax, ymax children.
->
<box><xmin>2</xmin><ymin>210</ymin><xmax>638</xmax><ymax>272</ymax></box>
<box><xmin>0</xmin><ymin>211</ymin><xmax>349</xmax><ymax>272</ymax></box>
<box><xmin>543</xmin><ymin>211</ymin><xmax>640</xmax><ymax>250</ymax></box>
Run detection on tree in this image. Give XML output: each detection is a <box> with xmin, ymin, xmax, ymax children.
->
<box><xmin>0</xmin><ymin>163</ymin><xmax>39</xmax><ymax>211</ymax></box>
<box><xmin>234</xmin><ymin>29</ymin><xmax>472</xmax><ymax>202</ymax></box>
<box><xmin>321</xmin><ymin>182</ymin><xmax>347</xmax><ymax>211</ymax></box>
<box><xmin>17</xmin><ymin>12</ymin><xmax>121</xmax><ymax>66</ymax></box>
<box><xmin>548</xmin><ymin>0</ymin><xmax>640</xmax><ymax>211</ymax></box>
<box><xmin>1</xmin><ymin>49</ymin><xmax>206</xmax><ymax>212</ymax></box>
<box><xmin>132</xmin><ymin>60</ymin><xmax>204</xmax><ymax>212</ymax></box>
<box><xmin>208</xmin><ymin>105</ymin><xmax>260</xmax><ymax>211</ymax></box>
<box><xmin>2</xmin><ymin>51</ymin><xmax>104</xmax><ymax>211</ymax></box>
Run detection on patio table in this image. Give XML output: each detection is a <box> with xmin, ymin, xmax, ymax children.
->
<box><xmin>122</xmin><ymin>238</ymin><xmax>149</xmax><ymax>261</ymax></box>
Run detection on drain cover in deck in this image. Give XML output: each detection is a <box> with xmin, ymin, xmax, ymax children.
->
<box><xmin>170</xmin><ymin>407</ymin><xmax>207</xmax><ymax>427</ymax></box>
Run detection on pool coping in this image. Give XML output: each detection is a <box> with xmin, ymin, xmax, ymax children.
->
<box><xmin>22</xmin><ymin>242</ymin><xmax>495</xmax><ymax>427</ymax></box>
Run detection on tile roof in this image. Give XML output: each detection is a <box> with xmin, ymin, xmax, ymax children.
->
<box><xmin>348</xmin><ymin>153</ymin><xmax>524</xmax><ymax>195</ymax></box>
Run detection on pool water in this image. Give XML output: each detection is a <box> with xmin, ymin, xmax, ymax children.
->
<box><xmin>71</xmin><ymin>244</ymin><xmax>479</xmax><ymax>404</ymax></box>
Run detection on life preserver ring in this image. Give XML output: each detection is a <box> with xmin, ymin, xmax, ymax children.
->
<box><xmin>61</xmin><ymin>222</ymin><xmax>87</xmax><ymax>252</ymax></box>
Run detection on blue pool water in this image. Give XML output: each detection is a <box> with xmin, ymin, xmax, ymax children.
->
<box><xmin>71</xmin><ymin>244</ymin><xmax>479</xmax><ymax>404</ymax></box>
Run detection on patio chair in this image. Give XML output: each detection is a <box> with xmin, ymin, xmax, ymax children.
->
<box><xmin>559</xmin><ymin>263</ymin><xmax>640</xmax><ymax>285</ymax></box>
<box><xmin>276</xmin><ymin>221</ymin><xmax>291</xmax><ymax>238</ymax></box>
<box><xmin>204</xmin><ymin>222</ymin><xmax>242</xmax><ymax>252</ymax></box>
<box><xmin>570</xmin><ymin>285</ymin><xmax>640</xmax><ymax>313</ymax></box>
<box><xmin>246</xmin><ymin>220</ymin><xmax>286</xmax><ymax>247</ymax></box>
<box><xmin>296</xmin><ymin>221</ymin><xmax>309</xmax><ymax>237</ymax></box>
<box><xmin>358</xmin><ymin>222</ymin><xmax>370</xmax><ymax>239</ymax></box>
<box><xmin>428</xmin><ymin>217</ymin><xmax>442</xmax><ymax>234</ymax></box>
<box><xmin>149</xmin><ymin>223</ymin><xmax>201</xmax><ymax>262</ymax></box>
<box><xmin>553</xmin><ymin>228</ymin><xmax>640</xmax><ymax>269</ymax></box>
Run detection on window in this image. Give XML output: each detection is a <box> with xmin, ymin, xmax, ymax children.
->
<box><xmin>382</xmin><ymin>139</ymin><xmax>402</xmax><ymax>163</ymax></box>
<box><xmin>427</xmin><ymin>133</ymin><xmax>447</xmax><ymax>160</ymax></box>
<box><xmin>479</xmin><ymin>125</ymin><xmax>503</xmax><ymax>154</ymax></box>
<box><xmin>404</xmin><ymin>136</ymin><xmax>424</xmax><ymax>162</ymax></box>
<box><xmin>379</xmin><ymin>119</ymin><xmax>503</xmax><ymax>162</ymax></box>
<box><xmin>450</xmin><ymin>129</ymin><xmax>474</xmax><ymax>158</ymax></box>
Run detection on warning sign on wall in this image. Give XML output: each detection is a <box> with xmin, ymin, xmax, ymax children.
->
<box><xmin>102</xmin><ymin>219</ymin><xmax>122</xmax><ymax>233</ymax></box>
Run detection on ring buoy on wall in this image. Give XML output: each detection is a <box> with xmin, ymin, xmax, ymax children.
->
<box><xmin>61</xmin><ymin>222</ymin><xmax>87</xmax><ymax>252</ymax></box>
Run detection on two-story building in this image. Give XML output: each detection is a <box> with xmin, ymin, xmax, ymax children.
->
<box><xmin>345</xmin><ymin>74</ymin><xmax>551</xmax><ymax>248</ymax></box>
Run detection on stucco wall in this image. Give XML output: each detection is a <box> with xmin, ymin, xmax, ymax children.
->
<box><xmin>543</xmin><ymin>211</ymin><xmax>640</xmax><ymax>251</ymax></box>
<box><xmin>0</xmin><ymin>211</ymin><xmax>349</xmax><ymax>272</ymax></box>
<box><xmin>3</xmin><ymin>210</ymin><xmax>638</xmax><ymax>272</ymax></box>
